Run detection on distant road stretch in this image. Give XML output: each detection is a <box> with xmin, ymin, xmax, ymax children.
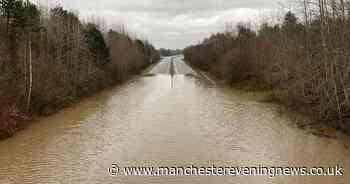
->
<box><xmin>150</xmin><ymin>55</ymin><xmax>195</xmax><ymax>75</ymax></box>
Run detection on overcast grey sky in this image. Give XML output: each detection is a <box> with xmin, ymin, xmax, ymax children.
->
<box><xmin>45</xmin><ymin>0</ymin><xmax>282</xmax><ymax>49</ymax></box>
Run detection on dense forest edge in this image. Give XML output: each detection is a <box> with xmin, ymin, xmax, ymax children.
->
<box><xmin>184</xmin><ymin>0</ymin><xmax>350</xmax><ymax>134</ymax></box>
<box><xmin>0</xmin><ymin>0</ymin><xmax>160</xmax><ymax>139</ymax></box>
<box><xmin>158</xmin><ymin>48</ymin><xmax>183</xmax><ymax>57</ymax></box>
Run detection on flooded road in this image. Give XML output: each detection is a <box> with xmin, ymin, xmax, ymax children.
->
<box><xmin>0</xmin><ymin>56</ymin><xmax>349</xmax><ymax>183</ymax></box>
<box><xmin>149</xmin><ymin>55</ymin><xmax>195</xmax><ymax>75</ymax></box>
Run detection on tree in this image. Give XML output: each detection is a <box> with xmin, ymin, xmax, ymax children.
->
<box><xmin>0</xmin><ymin>0</ymin><xmax>15</xmax><ymax>33</ymax></box>
<box><xmin>84</xmin><ymin>23</ymin><xmax>110</xmax><ymax>66</ymax></box>
<box><xmin>282</xmin><ymin>11</ymin><xmax>303</xmax><ymax>36</ymax></box>
<box><xmin>15</xmin><ymin>0</ymin><xmax>40</xmax><ymax>112</ymax></box>
<box><xmin>237</xmin><ymin>23</ymin><xmax>256</xmax><ymax>41</ymax></box>
<box><xmin>283</xmin><ymin>11</ymin><xmax>298</xmax><ymax>26</ymax></box>
<box><xmin>0</xmin><ymin>0</ymin><xmax>40</xmax><ymax>112</ymax></box>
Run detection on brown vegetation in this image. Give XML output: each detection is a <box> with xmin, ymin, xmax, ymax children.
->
<box><xmin>0</xmin><ymin>0</ymin><xmax>159</xmax><ymax>139</ymax></box>
<box><xmin>184</xmin><ymin>0</ymin><xmax>350</xmax><ymax>132</ymax></box>
<box><xmin>0</xmin><ymin>105</ymin><xmax>27</xmax><ymax>139</ymax></box>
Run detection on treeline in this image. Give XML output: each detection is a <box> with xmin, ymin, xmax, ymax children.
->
<box><xmin>158</xmin><ymin>48</ymin><xmax>182</xmax><ymax>57</ymax></box>
<box><xmin>0</xmin><ymin>0</ymin><xmax>159</xmax><ymax>139</ymax></box>
<box><xmin>185</xmin><ymin>0</ymin><xmax>350</xmax><ymax>132</ymax></box>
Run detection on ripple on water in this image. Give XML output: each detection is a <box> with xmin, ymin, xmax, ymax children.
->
<box><xmin>0</xmin><ymin>60</ymin><xmax>349</xmax><ymax>184</ymax></box>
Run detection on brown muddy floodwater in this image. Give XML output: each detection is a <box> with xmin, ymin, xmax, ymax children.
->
<box><xmin>0</xmin><ymin>56</ymin><xmax>349</xmax><ymax>184</ymax></box>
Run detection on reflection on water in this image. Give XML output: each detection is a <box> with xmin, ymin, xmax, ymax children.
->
<box><xmin>0</xmin><ymin>60</ymin><xmax>349</xmax><ymax>183</ymax></box>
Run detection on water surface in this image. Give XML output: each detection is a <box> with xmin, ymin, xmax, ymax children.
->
<box><xmin>0</xmin><ymin>56</ymin><xmax>349</xmax><ymax>183</ymax></box>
